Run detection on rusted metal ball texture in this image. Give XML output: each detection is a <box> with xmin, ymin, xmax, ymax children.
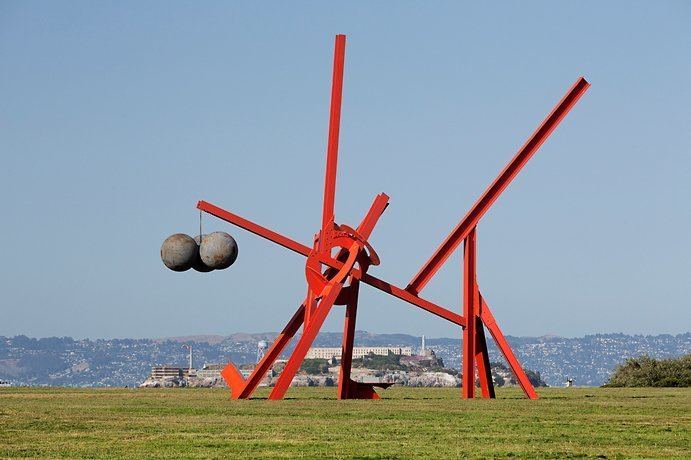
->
<box><xmin>199</xmin><ymin>231</ymin><xmax>238</xmax><ymax>270</ymax></box>
<box><xmin>160</xmin><ymin>233</ymin><xmax>197</xmax><ymax>272</ymax></box>
<box><xmin>192</xmin><ymin>235</ymin><xmax>214</xmax><ymax>272</ymax></box>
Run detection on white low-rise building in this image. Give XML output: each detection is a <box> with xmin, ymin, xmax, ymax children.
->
<box><xmin>305</xmin><ymin>346</ymin><xmax>412</xmax><ymax>360</ymax></box>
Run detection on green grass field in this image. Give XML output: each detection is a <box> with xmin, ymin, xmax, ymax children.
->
<box><xmin>1</xmin><ymin>387</ymin><xmax>689</xmax><ymax>459</ymax></box>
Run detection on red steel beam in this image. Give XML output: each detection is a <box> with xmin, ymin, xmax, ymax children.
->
<box><xmin>462</xmin><ymin>228</ymin><xmax>477</xmax><ymax>398</ymax></box>
<box><xmin>407</xmin><ymin>77</ymin><xmax>590</xmax><ymax>295</ymax></box>
<box><xmin>197</xmin><ymin>193</ymin><xmax>386</xmax><ymax>259</ymax></box>
<box><xmin>321</xmin><ymin>34</ymin><xmax>346</xmax><ymax>236</ymax></box>
<box><xmin>356</xmin><ymin>193</ymin><xmax>389</xmax><ymax>239</ymax></box>
<box><xmin>360</xmin><ymin>273</ymin><xmax>465</xmax><ymax>326</ymax></box>
<box><xmin>197</xmin><ymin>200</ymin><xmax>465</xmax><ymax>327</ymax></box>
<box><xmin>235</xmin><ymin>302</ymin><xmax>306</xmax><ymax>399</ymax></box>
<box><xmin>198</xmin><ymin>200</ymin><xmax>312</xmax><ymax>257</ymax></box>
<box><xmin>337</xmin><ymin>281</ymin><xmax>359</xmax><ymax>399</ymax></box>
<box><xmin>479</xmin><ymin>294</ymin><xmax>537</xmax><ymax>399</ymax></box>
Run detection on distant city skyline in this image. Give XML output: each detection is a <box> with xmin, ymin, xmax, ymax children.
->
<box><xmin>2</xmin><ymin>331</ymin><xmax>688</xmax><ymax>387</ymax></box>
<box><xmin>1</xmin><ymin>2</ymin><xmax>690</xmax><ymax>338</ymax></box>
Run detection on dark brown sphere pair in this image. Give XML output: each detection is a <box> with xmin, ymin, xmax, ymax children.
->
<box><xmin>161</xmin><ymin>232</ymin><xmax>238</xmax><ymax>272</ymax></box>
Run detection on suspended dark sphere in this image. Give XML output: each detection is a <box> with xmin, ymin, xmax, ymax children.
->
<box><xmin>199</xmin><ymin>231</ymin><xmax>238</xmax><ymax>270</ymax></box>
<box><xmin>160</xmin><ymin>233</ymin><xmax>197</xmax><ymax>272</ymax></box>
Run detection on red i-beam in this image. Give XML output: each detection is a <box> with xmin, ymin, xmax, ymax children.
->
<box><xmin>195</xmin><ymin>35</ymin><xmax>589</xmax><ymax>400</ymax></box>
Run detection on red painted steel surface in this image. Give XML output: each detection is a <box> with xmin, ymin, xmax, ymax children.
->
<box><xmin>462</xmin><ymin>228</ymin><xmax>477</xmax><ymax>398</ymax></box>
<box><xmin>321</xmin><ymin>34</ymin><xmax>346</xmax><ymax>238</ymax></box>
<box><xmin>192</xmin><ymin>34</ymin><xmax>588</xmax><ymax>400</ymax></box>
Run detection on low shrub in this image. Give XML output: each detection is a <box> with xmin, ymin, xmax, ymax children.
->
<box><xmin>605</xmin><ymin>354</ymin><xmax>691</xmax><ymax>387</ymax></box>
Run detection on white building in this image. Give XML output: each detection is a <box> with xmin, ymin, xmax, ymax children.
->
<box><xmin>305</xmin><ymin>346</ymin><xmax>412</xmax><ymax>360</ymax></box>
<box><xmin>148</xmin><ymin>365</ymin><xmax>190</xmax><ymax>380</ymax></box>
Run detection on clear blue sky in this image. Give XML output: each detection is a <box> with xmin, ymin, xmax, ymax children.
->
<box><xmin>1</xmin><ymin>1</ymin><xmax>690</xmax><ymax>339</ymax></box>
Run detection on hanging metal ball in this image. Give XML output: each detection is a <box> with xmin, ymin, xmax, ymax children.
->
<box><xmin>160</xmin><ymin>233</ymin><xmax>197</xmax><ymax>272</ymax></box>
<box><xmin>192</xmin><ymin>235</ymin><xmax>214</xmax><ymax>273</ymax></box>
<box><xmin>199</xmin><ymin>231</ymin><xmax>238</xmax><ymax>270</ymax></box>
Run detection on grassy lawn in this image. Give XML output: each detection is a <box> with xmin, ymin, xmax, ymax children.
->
<box><xmin>1</xmin><ymin>386</ymin><xmax>689</xmax><ymax>458</ymax></box>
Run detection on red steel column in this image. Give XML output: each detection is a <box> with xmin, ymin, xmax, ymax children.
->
<box><xmin>320</xmin><ymin>34</ymin><xmax>346</xmax><ymax>241</ymax></box>
<box><xmin>462</xmin><ymin>227</ymin><xmax>478</xmax><ymax>398</ymax></box>
<box><xmin>337</xmin><ymin>282</ymin><xmax>359</xmax><ymax>399</ymax></box>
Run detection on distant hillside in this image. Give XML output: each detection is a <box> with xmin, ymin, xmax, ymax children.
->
<box><xmin>153</xmin><ymin>335</ymin><xmax>227</xmax><ymax>345</ymax></box>
<box><xmin>1</xmin><ymin>332</ymin><xmax>688</xmax><ymax>387</ymax></box>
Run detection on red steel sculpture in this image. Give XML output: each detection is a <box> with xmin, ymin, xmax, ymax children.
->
<box><xmin>196</xmin><ymin>35</ymin><xmax>590</xmax><ymax>400</ymax></box>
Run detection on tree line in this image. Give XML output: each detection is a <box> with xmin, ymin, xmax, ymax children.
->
<box><xmin>606</xmin><ymin>354</ymin><xmax>690</xmax><ymax>387</ymax></box>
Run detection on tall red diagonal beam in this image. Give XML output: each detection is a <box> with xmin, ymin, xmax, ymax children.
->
<box><xmin>269</xmin><ymin>282</ymin><xmax>345</xmax><ymax>400</ymax></box>
<box><xmin>235</xmin><ymin>302</ymin><xmax>306</xmax><ymax>399</ymax></box>
<box><xmin>407</xmin><ymin>77</ymin><xmax>590</xmax><ymax>295</ymax></box>
<box><xmin>320</xmin><ymin>34</ymin><xmax>346</xmax><ymax>238</ymax></box>
<box><xmin>197</xmin><ymin>200</ymin><xmax>466</xmax><ymax>327</ymax></box>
